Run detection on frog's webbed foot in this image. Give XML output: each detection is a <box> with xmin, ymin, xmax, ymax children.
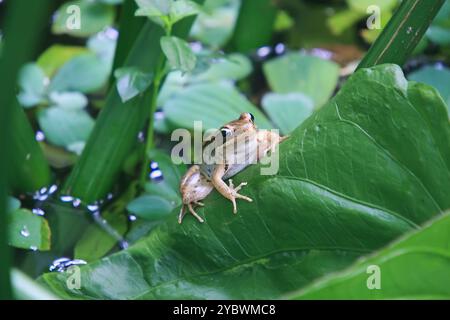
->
<box><xmin>227</xmin><ymin>179</ymin><xmax>253</xmax><ymax>214</ymax></box>
<box><xmin>178</xmin><ymin>203</ymin><xmax>205</xmax><ymax>224</ymax></box>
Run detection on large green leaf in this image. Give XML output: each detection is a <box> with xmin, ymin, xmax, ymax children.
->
<box><xmin>263</xmin><ymin>53</ymin><xmax>340</xmax><ymax>108</ymax></box>
<box><xmin>164</xmin><ymin>82</ymin><xmax>272</xmax><ymax>130</ymax></box>
<box><xmin>289</xmin><ymin>212</ymin><xmax>450</xmax><ymax>299</ymax></box>
<box><xmin>39</xmin><ymin>64</ymin><xmax>450</xmax><ymax>299</ymax></box>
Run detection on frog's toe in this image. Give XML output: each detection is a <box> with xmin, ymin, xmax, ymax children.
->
<box><xmin>235</xmin><ymin>193</ymin><xmax>253</xmax><ymax>202</ymax></box>
<box><xmin>178</xmin><ymin>203</ymin><xmax>204</xmax><ymax>223</ymax></box>
<box><xmin>194</xmin><ymin>201</ymin><xmax>205</xmax><ymax>207</ymax></box>
<box><xmin>188</xmin><ymin>203</ymin><xmax>204</xmax><ymax>223</ymax></box>
<box><xmin>178</xmin><ymin>205</ymin><xmax>187</xmax><ymax>224</ymax></box>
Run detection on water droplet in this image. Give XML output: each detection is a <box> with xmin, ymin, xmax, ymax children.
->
<box><xmin>129</xmin><ymin>215</ymin><xmax>137</xmax><ymax>222</ymax></box>
<box><xmin>35</xmin><ymin>131</ymin><xmax>45</xmax><ymax>142</ymax></box>
<box><xmin>150</xmin><ymin>170</ymin><xmax>163</xmax><ymax>180</ymax></box>
<box><xmin>155</xmin><ymin>110</ymin><xmax>165</xmax><ymax>120</ymax></box>
<box><xmin>137</xmin><ymin>131</ymin><xmax>145</xmax><ymax>143</ymax></box>
<box><xmin>48</xmin><ymin>184</ymin><xmax>58</xmax><ymax>195</ymax></box>
<box><xmin>406</xmin><ymin>26</ymin><xmax>413</xmax><ymax>34</ymax></box>
<box><xmin>257</xmin><ymin>46</ymin><xmax>271</xmax><ymax>58</ymax></box>
<box><xmin>20</xmin><ymin>226</ymin><xmax>30</xmax><ymax>238</ymax></box>
<box><xmin>26</xmin><ymin>153</ymin><xmax>31</xmax><ymax>160</ymax></box>
<box><xmin>30</xmin><ymin>246</ymin><xmax>38</xmax><ymax>251</ymax></box>
<box><xmin>150</xmin><ymin>161</ymin><xmax>159</xmax><ymax>170</ymax></box>
<box><xmin>119</xmin><ymin>241</ymin><xmax>129</xmax><ymax>250</ymax></box>
<box><xmin>275</xmin><ymin>43</ymin><xmax>286</xmax><ymax>55</ymax></box>
<box><xmin>32</xmin><ymin>208</ymin><xmax>45</xmax><ymax>216</ymax></box>
<box><xmin>103</xmin><ymin>27</ymin><xmax>119</xmax><ymax>40</ymax></box>
<box><xmin>72</xmin><ymin>198</ymin><xmax>81</xmax><ymax>208</ymax></box>
<box><xmin>189</xmin><ymin>41</ymin><xmax>203</xmax><ymax>53</ymax></box>
<box><xmin>60</xmin><ymin>195</ymin><xmax>74</xmax><ymax>202</ymax></box>
<box><xmin>87</xmin><ymin>204</ymin><xmax>100</xmax><ymax>212</ymax></box>
<box><xmin>310</xmin><ymin>48</ymin><xmax>333</xmax><ymax>60</ymax></box>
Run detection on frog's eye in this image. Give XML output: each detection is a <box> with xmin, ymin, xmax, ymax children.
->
<box><xmin>220</xmin><ymin>127</ymin><xmax>232</xmax><ymax>138</ymax></box>
<box><xmin>249</xmin><ymin>113</ymin><xmax>255</xmax><ymax>123</ymax></box>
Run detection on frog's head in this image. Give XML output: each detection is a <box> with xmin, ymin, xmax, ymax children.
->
<box><xmin>220</xmin><ymin>112</ymin><xmax>256</xmax><ymax>139</ymax></box>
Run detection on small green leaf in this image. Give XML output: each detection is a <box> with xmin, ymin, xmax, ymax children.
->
<box><xmin>49</xmin><ymin>53</ymin><xmax>110</xmax><ymax>93</ymax></box>
<box><xmin>8</xmin><ymin>209</ymin><xmax>51</xmax><ymax>251</ymax></box>
<box><xmin>135</xmin><ymin>0</ymin><xmax>171</xmax><ymax>27</ymax></box>
<box><xmin>52</xmin><ymin>0</ymin><xmax>115</xmax><ymax>38</ymax></box>
<box><xmin>135</xmin><ymin>0</ymin><xmax>199</xmax><ymax>29</ymax></box>
<box><xmin>7</xmin><ymin>197</ymin><xmax>21</xmax><ymax>213</ymax></box>
<box><xmin>169</xmin><ymin>0</ymin><xmax>200</xmax><ymax>24</ymax></box>
<box><xmin>408</xmin><ymin>65</ymin><xmax>450</xmax><ymax>113</ymax></box>
<box><xmin>135</xmin><ymin>0</ymin><xmax>171</xmax><ymax>15</ymax></box>
<box><xmin>261</xmin><ymin>92</ymin><xmax>314</xmax><ymax>134</ymax></box>
<box><xmin>190</xmin><ymin>0</ymin><xmax>240</xmax><ymax>48</ymax></box>
<box><xmin>192</xmin><ymin>53</ymin><xmax>252</xmax><ymax>82</ymax></box>
<box><xmin>37</xmin><ymin>107</ymin><xmax>95</xmax><ymax>149</ymax></box>
<box><xmin>17</xmin><ymin>63</ymin><xmax>47</xmax><ymax>107</ymax></box>
<box><xmin>145</xmin><ymin>180</ymin><xmax>181</xmax><ymax>205</ymax></box>
<box><xmin>161</xmin><ymin>36</ymin><xmax>197</xmax><ymax>73</ymax></box>
<box><xmin>274</xmin><ymin>10</ymin><xmax>294</xmax><ymax>32</ymax></box>
<box><xmin>37</xmin><ymin>45</ymin><xmax>88</xmax><ymax>77</ymax></box>
<box><xmin>347</xmin><ymin>0</ymin><xmax>397</xmax><ymax>13</ymax></box>
<box><xmin>99</xmin><ymin>0</ymin><xmax>124</xmax><ymax>4</ymax></box>
<box><xmin>427</xmin><ymin>1</ymin><xmax>450</xmax><ymax>45</ymax></box>
<box><xmin>327</xmin><ymin>9</ymin><xmax>364</xmax><ymax>35</ymax></box>
<box><xmin>263</xmin><ymin>53</ymin><xmax>340</xmax><ymax>108</ymax></box>
<box><xmin>114</xmin><ymin>67</ymin><xmax>153</xmax><ymax>103</ymax></box>
<box><xmin>127</xmin><ymin>195</ymin><xmax>174</xmax><ymax>220</ymax></box>
<box><xmin>49</xmin><ymin>91</ymin><xmax>88</xmax><ymax>110</ymax></box>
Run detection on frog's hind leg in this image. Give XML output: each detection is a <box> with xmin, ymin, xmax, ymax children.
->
<box><xmin>188</xmin><ymin>203</ymin><xmax>204</xmax><ymax>223</ymax></box>
<box><xmin>211</xmin><ymin>165</ymin><xmax>253</xmax><ymax>214</ymax></box>
<box><xmin>178</xmin><ymin>203</ymin><xmax>205</xmax><ymax>224</ymax></box>
<box><xmin>178</xmin><ymin>204</ymin><xmax>187</xmax><ymax>224</ymax></box>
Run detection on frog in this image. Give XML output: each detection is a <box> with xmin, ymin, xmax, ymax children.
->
<box><xmin>178</xmin><ymin>112</ymin><xmax>287</xmax><ymax>223</ymax></box>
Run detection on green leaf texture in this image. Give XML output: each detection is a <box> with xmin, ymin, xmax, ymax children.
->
<box><xmin>39</xmin><ymin>64</ymin><xmax>450</xmax><ymax>299</ymax></box>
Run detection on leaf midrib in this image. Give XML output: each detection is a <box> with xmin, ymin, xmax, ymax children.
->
<box><xmin>131</xmin><ymin>246</ymin><xmax>371</xmax><ymax>299</ymax></box>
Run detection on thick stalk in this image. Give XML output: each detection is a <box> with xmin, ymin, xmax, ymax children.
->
<box><xmin>358</xmin><ymin>0</ymin><xmax>445</xmax><ymax>69</ymax></box>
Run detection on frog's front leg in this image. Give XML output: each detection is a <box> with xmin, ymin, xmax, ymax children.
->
<box><xmin>211</xmin><ymin>164</ymin><xmax>253</xmax><ymax>214</ymax></box>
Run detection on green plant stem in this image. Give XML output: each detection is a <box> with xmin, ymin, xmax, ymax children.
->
<box><xmin>358</xmin><ymin>0</ymin><xmax>445</xmax><ymax>69</ymax></box>
<box><xmin>229</xmin><ymin>0</ymin><xmax>277</xmax><ymax>52</ymax></box>
<box><xmin>140</xmin><ymin>56</ymin><xmax>166</xmax><ymax>186</ymax></box>
<box><xmin>112</xmin><ymin>0</ymin><xmax>145</xmax><ymax>73</ymax></box>
<box><xmin>62</xmin><ymin>1</ymin><xmax>204</xmax><ymax>203</ymax></box>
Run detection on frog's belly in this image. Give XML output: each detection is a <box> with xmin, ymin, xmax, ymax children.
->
<box><xmin>200</xmin><ymin>153</ymin><xmax>257</xmax><ymax>180</ymax></box>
